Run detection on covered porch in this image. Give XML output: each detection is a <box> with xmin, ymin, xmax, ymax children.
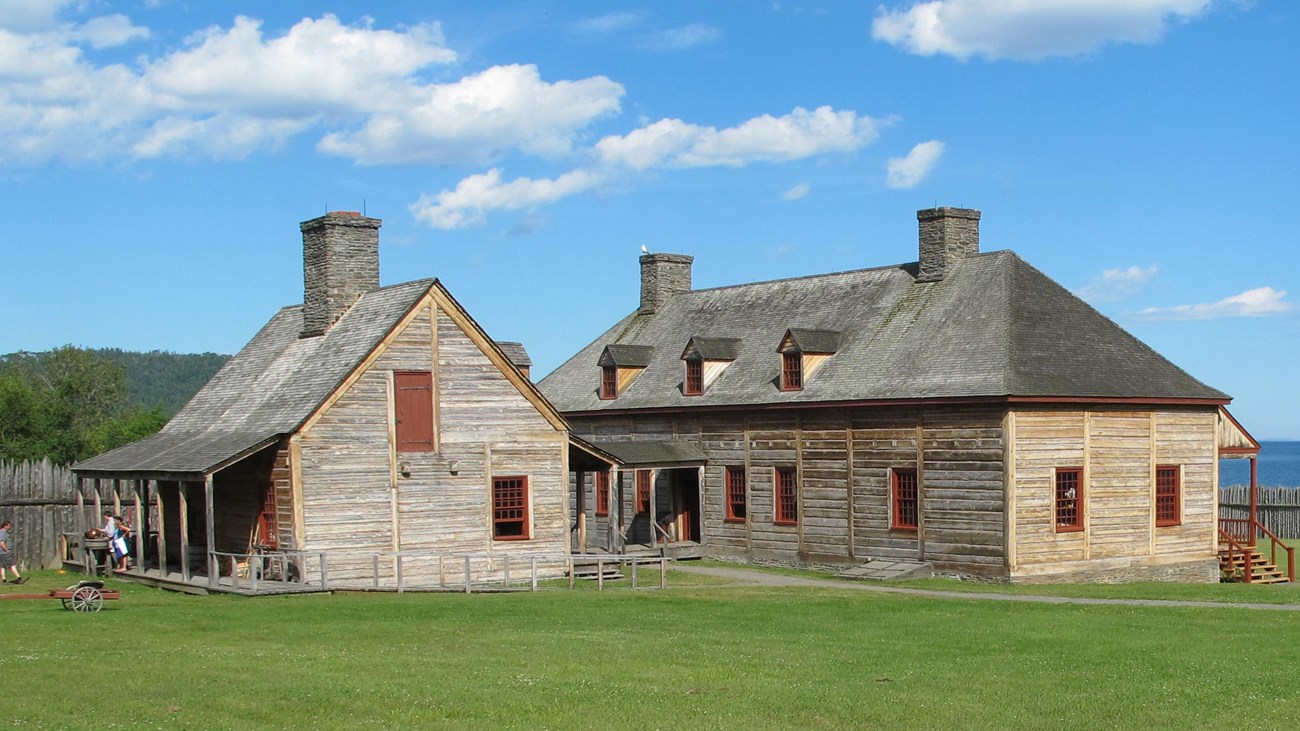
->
<box><xmin>569</xmin><ymin>437</ymin><xmax>708</xmax><ymax>559</ymax></box>
<box><xmin>1217</xmin><ymin>407</ymin><xmax>1294</xmax><ymax>582</ymax></box>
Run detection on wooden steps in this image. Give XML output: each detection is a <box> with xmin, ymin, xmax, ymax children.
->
<box><xmin>1218</xmin><ymin>547</ymin><xmax>1291</xmax><ymax>584</ymax></box>
<box><xmin>568</xmin><ymin>560</ymin><xmax>626</xmax><ymax>582</ymax></box>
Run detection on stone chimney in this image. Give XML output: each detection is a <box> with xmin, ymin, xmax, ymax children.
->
<box><xmin>639</xmin><ymin>253</ymin><xmax>693</xmax><ymax>315</ymax></box>
<box><xmin>300</xmin><ymin>211</ymin><xmax>381</xmax><ymax>338</ymax></box>
<box><xmin>916</xmin><ymin>207</ymin><xmax>980</xmax><ymax>283</ymax></box>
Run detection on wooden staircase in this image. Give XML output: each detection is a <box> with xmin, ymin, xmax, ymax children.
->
<box><xmin>1218</xmin><ymin>546</ymin><xmax>1290</xmax><ymax>584</ymax></box>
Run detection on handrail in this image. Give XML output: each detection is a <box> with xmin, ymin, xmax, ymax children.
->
<box><xmin>1254</xmin><ymin>521</ymin><xmax>1296</xmax><ymax>582</ymax></box>
<box><xmin>1218</xmin><ymin>529</ymin><xmax>1254</xmax><ymax>584</ymax></box>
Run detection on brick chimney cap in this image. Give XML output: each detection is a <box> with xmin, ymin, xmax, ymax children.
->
<box><xmin>918</xmin><ymin>207</ymin><xmax>981</xmax><ymax>221</ymax></box>
<box><xmin>329</xmin><ymin>210</ymin><xmax>362</xmax><ymax>217</ymax></box>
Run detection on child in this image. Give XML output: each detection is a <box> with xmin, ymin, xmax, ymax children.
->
<box><xmin>0</xmin><ymin>520</ymin><xmax>26</xmax><ymax>585</ymax></box>
<box><xmin>111</xmin><ymin>515</ymin><xmax>132</xmax><ymax>573</ymax></box>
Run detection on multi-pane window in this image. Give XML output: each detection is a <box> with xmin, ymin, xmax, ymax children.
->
<box><xmin>492</xmin><ymin>476</ymin><xmax>530</xmax><ymax>540</ymax></box>
<box><xmin>1156</xmin><ymin>465</ymin><xmax>1181</xmax><ymax>527</ymax></box>
<box><xmin>394</xmin><ymin>371</ymin><xmax>435</xmax><ymax>452</ymax></box>
<box><xmin>595</xmin><ymin>471</ymin><xmax>610</xmax><ymax>517</ymax></box>
<box><xmin>892</xmin><ymin>468</ymin><xmax>918</xmax><ymax>531</ymax></box>
<box><xmin>775</xmin><ymin>467</ymin><xmax>798</xmax><ymax>525</ymax></box>
<box><xmin>780</xmin><ymin>352</ymin><xmax>802</xmax><ymax>391</ymax></box>
<box><xmin>636</xmin><ymin>470</ymin><xmax>651</xmax><ymax>514</ymax></box>
<box><xmin>725</xmin><ymin>466</ymin><xmax>747</xmax><ymax>522</ymax></box>
<box><xmin>1055</xmin><ymin>468</ymin><xmax>1083</xmax><ymax>532</ymax></box>
<box><xmin>684</xmin><ymin>359</ymin><xmax>704</xmax><ymax>396</ymax></box>
<box><xmin>599</xmin><ymin>365</ymin><xmax>618</xmax><ymax>399</ymax></box>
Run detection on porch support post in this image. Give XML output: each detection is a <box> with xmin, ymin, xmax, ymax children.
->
<box><xmin>132</xmin><ymin>480</ymin><xmax>144</xmax><ymax>572</ymax></box>
<box><xmin>576</xmin><ymin>470</ymin><xmax>587</xmax><ymax>554</ymax></box>
<box><xmin>156</xmin><ymin>482</ymin><xmax>168</xmax><ymax>577</ymax></box>
<box><xmin>205</xmin><ymin>474</ymin><xmax>216</xmax><ymax>584</ymax></box>
<box><xmin>649</xmin><ymin>469</ymin><xmax>659</xmax><ymax>547</ymax></box>
<box><xmin>178</xmin><ymin>482</ymin><xmax>190</xmax><ymax>582</ymax></box>
<box><xmin>1249</xmin><ymin>456</ymin><xmax>1259</xmax><ymax>547</ymax></box>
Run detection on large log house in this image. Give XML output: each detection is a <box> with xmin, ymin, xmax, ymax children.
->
<box><xmin>540</xmin><ymin>207</ymin><xmax>1266</xmax><ymax>583</ymax></box>
<box><xmin>74</xmin><ymin>212</ymin><xmax>611</xmax><ymax>593</ymax></box>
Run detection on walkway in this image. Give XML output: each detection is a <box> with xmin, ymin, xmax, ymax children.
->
<box><xmin>671</xmin><ymin>564</ymin><xmax>1300</xmax><ymax>612</ymax></box>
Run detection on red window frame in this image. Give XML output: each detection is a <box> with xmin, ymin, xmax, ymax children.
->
<box><xmin>892</xmin><ymin>468</ymin><xmax>918</xmax><ymax>531</ymax></box>
<box><xmin>684</xmin><ymin>359</ymin><xmax>704</xmax><ymax>396</ymax></box>
<box><xmin>492</xmin><ymin>476</ymin><xmax>530</xmax><ymax>540</ymax></box>
<box><xmin>775</xmin><ymin>467</ymin><xmax>798</xmax><ymax>525</ymax></box>
<box><xmin>725</xmin><ymin>466</ymin><xmax>747</xmax><ymax>522</ymax></box>
<box><xmin>635</xmin><ymin>470</ymin><xmax>651</xmax><ymax>514</ymax></box>
<box><xmin>256</xmin><ymin>486</ymin><xmax>279</xmax><ymax>549</ymax></box>
<box><xmin>1055</xmin><ymin>468</ymin><xmax>1083</xmax><ymax>532</ymax></box>
<box><xmin>595</xmin><ymin>471</ymin><xmax>610</xmax><ymax>517</ymax></box>
<box><xmin>780</xmin><ymin>352</ymin><xmax>802</xmax><ymax>391</ymax></box>
<box><xmin>599</xmin><ymin>365</ymin><xmax>618</xmax><ymax>399</ymax></box>
<box><xmin>1156</xmin><ymin>465</ymin><xmax>1181</xmax><ymax>527</ymax></box>
<box><xmin>394</xmin><ymin>371</ymin><xmax>435</xmax><ymax>452</ymax></box>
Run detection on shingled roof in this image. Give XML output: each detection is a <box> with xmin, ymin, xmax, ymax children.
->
<box><xmin>538</xmin><ymin>250</ymin><xmax>1229</xmax><ymax>413</ymax></box>
<box><xmin>75</xmin><ymin>279</ymin><xmax>435</xmax><ymax>477</ymax></box>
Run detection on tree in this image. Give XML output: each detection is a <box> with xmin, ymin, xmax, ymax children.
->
<box><xmin>0</xmin><ymin>346</ymin><xmax>168</xmax><ymax>464</ymax></box>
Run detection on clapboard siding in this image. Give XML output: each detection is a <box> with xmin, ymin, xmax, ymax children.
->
<box><xmin>298</xmin><ymin>298</ymin><xmax>567</xmax><ymax>582</ymax></box>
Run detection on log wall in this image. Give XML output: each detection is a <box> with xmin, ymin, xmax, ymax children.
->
<box><xmin>297</xmin><ymin>295</ymin><xmax>567</xmax><ymax>582</ymax></box>
<box><xmin>569</xmin><ymin>405</ymin><xmax>1006</xmax><ymax>576</ymax></box>
<box><xmin>1009</xmin><ymin>406</ymin><xmax>1218</xmax><ymax>582</ymax></box>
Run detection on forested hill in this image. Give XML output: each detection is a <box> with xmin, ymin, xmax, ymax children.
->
<box><xmin>92</xmin><ymin>349</ymin><xmax>230</xmax><ymax>415</ymax></box>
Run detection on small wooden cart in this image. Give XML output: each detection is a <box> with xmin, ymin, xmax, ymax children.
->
<box><xmin>0</xmin><ymin>581</ymin><xmax>120</xmax><ymax>612</ymax></box>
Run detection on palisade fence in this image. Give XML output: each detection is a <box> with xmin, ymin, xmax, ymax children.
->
<box><xmin>0</xmin><ymin>459</ymin><xmax>122</xmax><ymax>570</ymax></box>
<box><xmin>1220</xmin><ymin>485</ymin><xmax>1300</xmax><ymax>540</ymax></box>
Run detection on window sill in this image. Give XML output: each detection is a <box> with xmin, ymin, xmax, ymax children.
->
<box><xmin>492</xmin><ymin>535</ymin><xmax>532</xmax><ymax>542</ymax></box>
<box><xmin>774</xmin><ymin>519</ymin><xmax>798</xmax><ymax>527</ymax></box>
<box><xmin>890</xmin><ymin>525</ymin><xmax>918</xmax><ymax>533</ymax></box>
<box><xmin>1155</xmin><ymin>520</ymin><xmax>1181</xmax><ymax>528</ymax></box>
<box><xmin>1054</xmin><ymin>525</ymin><xmax>1084</xmax><ymax>533</ymax></box>
<box><xmin>724</xmin><ymin>517</ymin><xmax>747</xmax><ymax>525</ymax></box>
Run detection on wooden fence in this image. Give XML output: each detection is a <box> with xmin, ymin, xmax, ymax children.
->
<box><xmin>0</xmin><ymin>459</ymin><xmax>127</xmax><ymax>570</ymax></box>
<box><xmin>1220</xmin><ymin>485</ymin><xmax>1300</xmax><ymax>540</ymax></box>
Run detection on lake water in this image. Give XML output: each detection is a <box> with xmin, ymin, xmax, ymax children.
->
<box><xmin>1220</xmin><ymin>441</ymin><xmax>1300</xmax><ymax>488</ymax></box>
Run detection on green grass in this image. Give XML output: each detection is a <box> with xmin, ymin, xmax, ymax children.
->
<box><xmin>4</xmin><ymin>570</ymin><xmax>1300</xmax><ymax>730</ymax></box>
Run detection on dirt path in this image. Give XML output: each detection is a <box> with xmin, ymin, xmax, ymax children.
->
<box><xmin>671</xmin><ymin>563</ymin><xmax>1300</xmax><ymax>611</ymax></box>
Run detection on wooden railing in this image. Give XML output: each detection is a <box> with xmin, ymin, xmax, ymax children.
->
<box><xmin>1218</xmin><ymin>517</ymin><xmax>1296</xmax><ymax>583</ymax></box>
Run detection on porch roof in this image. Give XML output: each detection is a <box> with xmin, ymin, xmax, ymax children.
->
<box><xmin>591</xmin><ymin>440</ymin><xmax>708</xmax><ymax>468</ymax></box>
<box><xmin>1218</xmin><ymin>407</ymin><xmax>1260</xmax><ymax>458</ymax></box>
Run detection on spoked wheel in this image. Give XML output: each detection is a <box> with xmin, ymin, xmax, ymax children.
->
<box><xmin>60</xmin><ymin>598</ymin><xmax>72</xmax><ymax>610</ymax></box>
<box><xmin>70</xmin><ymin>586</ymin><xmax>104</xmax><ymax>612</ymax></box>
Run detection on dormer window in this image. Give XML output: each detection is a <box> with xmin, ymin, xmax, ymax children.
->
<box><xmin>684</xmin><ymin>359</ymin><xmax>703</xmax><ymax>396</ymax></box>
<box><xmin>680</xmin><ymin>336</ymin><xmax>740</xmax><ymax>397</ymax></box>
<box><xmin>777</xmin><ymin>328</ymin><xmax>840</xmax><ymax>393</ymax></box>
<box><xmin>781</xmin><ymin>352</ymin><xmax>802</xmax><ymax>391</ymax></box>
<box><xmin>600</xmin><ymin>365</ymin><xmax>618</xmax><ymax>400</ymax></box>
<box><xmin>597</xmin><ymin>344</ymin><xmax>654</xmax><ymax>400</ymax></box>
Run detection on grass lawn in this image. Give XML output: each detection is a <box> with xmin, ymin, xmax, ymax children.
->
<box><xmin>3</xmin><ymin>570</ymin><xmax>1299</xmax><ymax>730</ymax></box>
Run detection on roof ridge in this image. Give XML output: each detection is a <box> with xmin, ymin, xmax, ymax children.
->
<box><xmin>686</xmin><ymin>249</ymin><xmax>1012</xmax><ymax>294</ymax></box>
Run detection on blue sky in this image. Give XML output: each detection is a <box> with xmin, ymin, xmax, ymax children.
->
<box><xmin>2</xmin><ymin>1</ymin><xmax>1297</xmax><ymax>437</ymax></box>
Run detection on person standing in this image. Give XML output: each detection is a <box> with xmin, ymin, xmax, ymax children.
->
<box><xmin>111</xmin><ymin>515</ymin><xmax>132</xmax><ymax>573</ymax></box>
<box><xmin>0</xmin><ymin>520</ymin><xmax>26</xmax><ymax>585</ymax></box>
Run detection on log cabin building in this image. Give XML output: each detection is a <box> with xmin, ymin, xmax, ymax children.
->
<box><xmin>74</xmin><ymin>212</ymin><xmax>607</xmax><ymax>592</ymax></box>
<box><xmin>540</xmin><ymin>207</ymin><xmax>1257</xmax><ymax>583</ymax></box>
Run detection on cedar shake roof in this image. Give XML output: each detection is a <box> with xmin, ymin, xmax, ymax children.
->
<box><xmin>682</xmin><ymin>336</ymin><xmax>742</xmax><ymax>361</ymax></box>
<box><xmin>539</xmin><ymin>250</ymin><xmax>1229</xmax><ymax>413</ymax></box>
<box><xmin>75</xmin><ymin>279</ymin><xmax>436</xmax><ymax>476</ymax></box>
<box><xmin>495</xmin><ymin>341</ymin><xmax>532</xmax><ymax>369</ymax></box>
<box><xmin>598</xmin><ymin>344</ymin><xmax>655</xmax><ymax>368</ymax></box>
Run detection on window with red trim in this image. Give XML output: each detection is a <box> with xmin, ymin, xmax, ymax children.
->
<box><xmin>599</xmin><ymin>365</ymin><xmax>618</xmax><ymax>399</ymax></box>
<box><xmin>775</xmin><ymin>467</ymin><xmax>798</xmax><ymax>525</ymax></box>
<box><xmin>725</xmin><ymin>466</ymin><xmax>747</xmax><ymax>522</ymax></box>
<box><xmin>1156</xmin><ymin>465</ymin><xmax>1180</xmax><ymax>527</ymax></box>
<box><xmin>394</xmin><ymin>371</ymin><xmax>435</xmax><ymax>452</ymax></box>
<box><xmin>492</xmin><ymin>476</ymin><xmax>530</xmax><ymax>540</ymax></box>
<box><xmin>684</xmin><ymin>359</ymin><xmax>703</xmax><ymax>396</ymax></box>
<box><xmin>892</xmin><ymin>468</ymin><xmax>918</xmax><ymax>531</ymax></box>
<box><xmin>1055</xmin><ymin>468</ymin><xmax>1083</xmax><ymax>532</ymax></box>
<box><xmin>635</xmin><ymin>470</ymin><xmax>651</xmax><ymax>513</ymax></box>
<box><xmin>595</xmin><ymin>471</ymin><xmax>610</xmax><ymax>517</ymax></box>
<box><xmin>780</xmin><ymin>352</ymin><xmax>802</xmax><ymax>391</ymax></box>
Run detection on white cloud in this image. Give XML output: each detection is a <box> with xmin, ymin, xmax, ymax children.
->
<box><xmin>640</xmin><ymin>23</ymin><xmax>721</xmax><ymax>51</ymax></box>
<box><xmin>782</xmin><ymin>183</ymin><xmax>810</xmax><ymax>201</ymax></box>
<box><xmin>871</xmin><ymin>0</ymin><xmax>1213</xmax><ymax>61</ymax></box>
<box><xmin>0</xmin><ymin>0</ymin><xmax>69</xmax><ymax>33</ymax></box>
<box><xmin>572</xmin><ymin>11</ymin><xmax>645</xmax><ymax>35</ymax></box>
<box><xmin>410</xmin><ymin>167</ymin><xmax>604</xmax><ymax>230</ymax></box>
<box><xmin>68</xmin><ymin>14</ymin><xmax>149</xmax><ymax>49</ymax></box>
<box><xmin>1076</xmin><ymin>264</ymin><xmax>1159</xmax><ymax>302</ymax></box>
<box><xmin>597</xmin><ymin>106</ymin><xmax>878</xmax><ymax>170</ymax></box>
<box><xmin>886</xmin><ymin>140</ymin><xmax>944</xmax><ymax>188</ymax></box>
<box><xmin>1135</xmin><ymin>287</ymin><xmax>1292</xmax><ymax>321</ymax></box>
<box><xmin>319</xmin><ymin>64</ymin><xmax>624</xmax><ymax>165</ymax></box>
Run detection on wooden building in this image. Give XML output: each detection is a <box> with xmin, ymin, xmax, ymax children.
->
<box><xmin>540</xmin><ymin>207</ymin><xmax>1252</xmax><ymax>583</ymax></box>
<box><xmin>74</xmin><ymin>212</ymin><xmax>598</xmax><ymax>592</ymax></box>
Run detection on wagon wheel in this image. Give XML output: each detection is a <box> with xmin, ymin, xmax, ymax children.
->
<box><xmin>70</xmin><ymin>586</ymin><xmax>104</xmax><ymax>612</ymax></box>
<box><xmin>60</xmin><ymin>598</ymin><xmax>72</xmax><ymax>610</ymax></box>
